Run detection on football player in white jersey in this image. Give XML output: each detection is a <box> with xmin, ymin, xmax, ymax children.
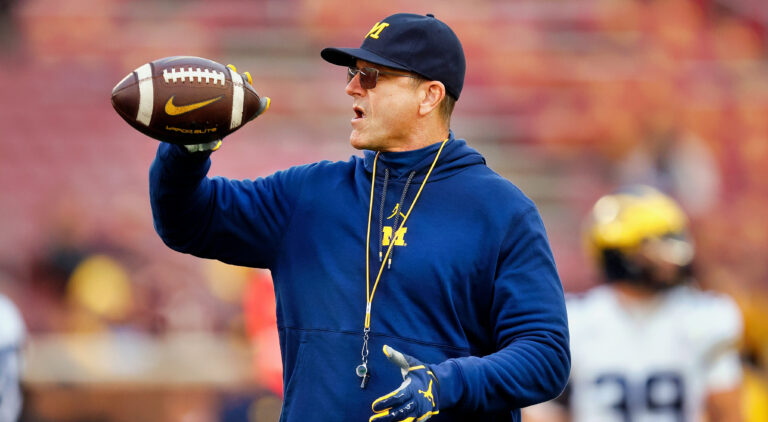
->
<box><xmin>525</xmin><ymin>185</ymin><xmax>743</xmax><ymax>422</ymax></box>
<box><xmin>0</xmin><ymin>293</ymin><xmax>25</xmax><ymax>422</ymax></box>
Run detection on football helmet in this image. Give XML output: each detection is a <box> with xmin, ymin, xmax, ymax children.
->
<box><xmin>584</xmin><ymin>185</ymin><xmax>694</xmax><ymax>289</ymax></box>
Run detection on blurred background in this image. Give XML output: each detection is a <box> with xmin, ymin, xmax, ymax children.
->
<box><xmin>1</xmin><ymin>0</ymin><xmax>767</xmax><ymax>420</ymax></box>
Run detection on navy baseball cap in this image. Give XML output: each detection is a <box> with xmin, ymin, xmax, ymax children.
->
<box><xmin>321</xmin><ymin>13</ymin><xmax>466</xmax><ymax>100</ymax></box>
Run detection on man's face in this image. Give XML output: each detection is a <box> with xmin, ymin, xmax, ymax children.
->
<box><xmin>345</xmin><ymin>60</ymin><xmax>422</xmax><ymax>152</ymax></box>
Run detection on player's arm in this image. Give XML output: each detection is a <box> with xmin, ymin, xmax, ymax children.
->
<box><xmin>522</xmin><ymin>383</ymin><xmax>571</xmax><ymax>422</ymax></box>
<box><xmin>521</xmin><ymin>403</ymin><xmax>570</xmax><ymax>422</ymax></box>
<box><xmin>431</xmin><ymin>207</ymin><xmax>571</xmax><ymax>412</ymax></box>
<box><xmin>521</xmin><ymin>406</ymin><xmax>570</xmax><ymax>422</ymax></box>
<box><xmin>706</xmin><ymin>387</ymin><xmax>743</xmax><ymax>422</ymax></box>
<box><xmin>701</xmin><ymin>294</ymin><xmax>745</xmax><ymax>422</ymax></box>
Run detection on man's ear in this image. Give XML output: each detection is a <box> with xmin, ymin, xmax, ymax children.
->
<box><xmin>418</xmin><ymin>81</ymin><xmax>446</xmax><ymax>116</ymax></box>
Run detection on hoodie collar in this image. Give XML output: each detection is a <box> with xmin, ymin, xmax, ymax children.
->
<box><xmin>362</xmin><ymin>131</ymin><xmax>485</xmax><ymax>182</ymax></box>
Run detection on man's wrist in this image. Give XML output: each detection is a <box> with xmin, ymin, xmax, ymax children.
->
<box><xmin>432</xmin><ymin>359</ymin><xmax>464</xmax><ymax>410</ymax></box>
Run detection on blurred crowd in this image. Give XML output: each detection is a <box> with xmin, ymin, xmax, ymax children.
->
<box><xmin>1</xmin><ymin>0</ymin><xmax>768</xmax><ymax>420</ymax></box>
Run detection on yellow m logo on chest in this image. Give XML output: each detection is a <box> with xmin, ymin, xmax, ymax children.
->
<box><xmin>382</xmin><ymin>226</ymin><xmax>407</xmax><ymax>246</ymax></box>
<box><xmin>366</xmin><ymin>22</ymin><xmax>390</xmax><ymax>39</ymax></box>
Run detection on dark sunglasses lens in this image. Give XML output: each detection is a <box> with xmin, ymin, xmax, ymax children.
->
<box><xmin>347</xmin><ymin>67</ymin><xmax>377</xmax><ymax>89</ymax></box>
<box><xmin>359</xmin><ymin>68</ymin><xmax>377</xmax><ymax>89</ymax></box>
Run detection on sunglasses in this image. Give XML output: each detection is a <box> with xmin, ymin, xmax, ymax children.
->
<box><xmin>347</xmin><ymin>66</ymin><xmax>420</xmax><ymax>89</ymax></box>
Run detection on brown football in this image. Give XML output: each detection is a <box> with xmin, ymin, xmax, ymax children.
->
<box><xmin>111</xmin><ymin>56</ymin><xmax>269</xmax><ymax>144</ymax></box>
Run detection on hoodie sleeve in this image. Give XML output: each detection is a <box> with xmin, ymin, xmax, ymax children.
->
<box><xmin>149</xmin><ymin>143</ymin><xmax>304</xmax><ymax>268</ymax></box>
<box><xmin>432</xmin><ymin>206</ymin><xmax>571</xmax><ymax>412</ymax></box>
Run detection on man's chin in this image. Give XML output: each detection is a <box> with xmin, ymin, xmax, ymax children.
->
<box><xmin>349</xmin><ymin>132</ymin><xmax>369</xmax><ymax>150</ymax></box>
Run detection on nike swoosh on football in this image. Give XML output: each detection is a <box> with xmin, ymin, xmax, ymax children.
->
<box><xmin>165</xmin><ymin>95</ymin><xmax>224</xmax><ymax>116</ymax></box>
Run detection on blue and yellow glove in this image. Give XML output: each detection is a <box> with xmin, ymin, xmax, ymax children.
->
<box><xmin>370</xmin><ymin>345</ymin><xmax>440</xmax><ymax>422</ymax></box>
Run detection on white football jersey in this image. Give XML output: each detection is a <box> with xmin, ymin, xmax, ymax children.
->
<box><xmin>0</xmin><ymin>294</ymin><xmax>25</xmax><ymax>422</ymax></box>
<box><xmin>566</xmin><ymin>284</ymin><xmax>742</xmax><ymax>422</ymax></box>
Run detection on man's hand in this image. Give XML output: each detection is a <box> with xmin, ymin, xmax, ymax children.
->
<box><xmin>184</xmin><ymin>64</ymin><xmax>270</xmax><ymax>153</ymax></box>
<box><xmin>370</xmin><ymin>345</ymin><xmax>440</xmax><ymax>422</ymax></box>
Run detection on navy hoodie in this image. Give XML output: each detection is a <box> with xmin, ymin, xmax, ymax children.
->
<box><xmin>149</xmin><ymin>132</ymin><xmax>570</xmax><ymax>421</ymax></box>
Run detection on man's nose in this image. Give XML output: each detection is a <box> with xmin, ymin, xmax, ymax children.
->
<box><xmin>345</xmin><ymin>72</ymin><xmax>365</xmax><ymax>96</ymax></box>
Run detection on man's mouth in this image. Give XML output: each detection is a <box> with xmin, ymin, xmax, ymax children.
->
<box><xmin>353</xmin><ymin>105</ymin><xmax>365</xmax><ymax>120</ymax></box>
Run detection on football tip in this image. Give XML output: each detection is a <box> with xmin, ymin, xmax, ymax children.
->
<box><xmin>111</xmin><ymin>72</ymin><xmax>134</xmax><ymax>96</ymax></box>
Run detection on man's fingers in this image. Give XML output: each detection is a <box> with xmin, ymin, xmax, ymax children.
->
<box><xmin>370</xmin><ymin>399</ymin><xmax>424</xmax><ymax>422</ymax></box>
<box><xmin>184</xmin><ymin>140</ymin><xmax>222</xmax><ymax>153</ymax></box>
<box><xmin>369</xmin><ymin>402</ymin><xmax>417</xmax><ymax>422</ymax></box>
<box><xmin>256</xmin><ymin>96</ymin><xmax>271</xmax><ymax>117</ymax></box>
<box><xmin>383</xmin><ymin>344</ymin><xmax>410</xmax><ymax>370</ymax></box>
<box><xmin>372</xmin><ymin>378</ymin><xmax>412</xmax><ymax>412</ymax></box>
<box><xmin>369</xmin><ymin>409</ymin><xmax>392</xmax><ymax>422</ymax></box>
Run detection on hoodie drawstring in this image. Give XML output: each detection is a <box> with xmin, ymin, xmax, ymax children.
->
<box><xmin>377</xmin><ymin>168</ymin><xmax>390</xmax><ymax>263</ymax></box>
<box><xmin>386</xmin><ymin>170</ymin><xmax>415</xmax><ymax>269</ymax></box>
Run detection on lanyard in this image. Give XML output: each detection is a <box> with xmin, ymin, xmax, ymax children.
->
<box><xmin>357</xmin><ymin>138</ymin><xmax>449</xmax><ymax>388</ymax></box>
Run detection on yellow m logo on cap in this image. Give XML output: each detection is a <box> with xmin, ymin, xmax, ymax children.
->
<box><xmin>366</xmin><ymin>22</ymin><xmax>390</xmax><ymax>39</ymax></box>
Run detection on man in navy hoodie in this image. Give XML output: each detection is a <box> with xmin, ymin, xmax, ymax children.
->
<box><xmin>149</xmin><ymin>13</ymin><xmax>570</xmax><ymax>422</ymax></box>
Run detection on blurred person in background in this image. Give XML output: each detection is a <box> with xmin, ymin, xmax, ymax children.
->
<box><xmin>524</xmin><ymin>185</ymin><xmax>743</xmax><ymax>422</ymax></box>
<box><xmin>148</xmin><ymin>12</ymin><xmax>569</xmax><ymax>422</ymax></box>
<box><xmin>0</xmin><ymin>293</ymin><xmax>25</xmax><ymax>422</ymax></box>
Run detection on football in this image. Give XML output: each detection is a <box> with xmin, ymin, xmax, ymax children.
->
<box><xmin>111</xmin><ymin>56</ymin><xmax>269</xmax><ymax>144</ymax></box>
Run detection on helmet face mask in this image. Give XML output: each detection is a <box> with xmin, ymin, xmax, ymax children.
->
<box><xmin>632</xmin><ymin>234</ymin><xmax>694</xmax><ymax>289</ymax></box>
<box><xmin>586</xmin><ymin>186</ymin><xmax>694</xmax><ymax>291</ymax></box>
